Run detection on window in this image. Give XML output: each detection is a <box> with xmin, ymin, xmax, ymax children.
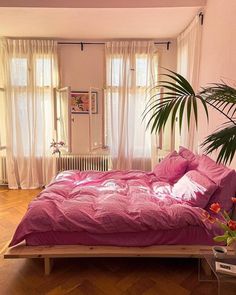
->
<box><xmin>105</xmin><ymin>52</ymin><xmax>158</xmax><ymax>158</ymax></box>
<box><xmin>109</xmin><ymin>57</ymin><xmax>123</xmax><ymax>87</ymax></box>
<box><xmin>10</xmin><ymin>58</ymin><xmax>27</xmax><ymax>86</ymax></box>
<box><xmin>35</xmin><ymin>58</ymin><xmax>52</xmax><ymax>87</ymax></box>
<box><xmin>10</xmin><ymin>57</ymin><xmax>52</xmax><ymax>87</ymax></box>
<box><xmin>9</xmin><ymin>56</ymin><xmax>54</xmax><ymax>156</ymax></box>
<box><xmin>106</xmin><ymin>54</ymin><xmax>156</xmax><ymax>88</ymax></box>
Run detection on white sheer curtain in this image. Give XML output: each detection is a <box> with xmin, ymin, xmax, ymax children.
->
<box><xmin>0</xmin><ymin>39</ymin><xmax>58</xmax><ymax>189</ymax></box>
<box><xmin>105</xmin><ymin>41</ymin><xmax>158</xmax><ymax>170</ymax></box>
<box><xmin>177</xmin><ymin>15</ymin><xmax>203</xmax><ymax>151</ymax></box>
<box><xmin>0</xmin><ymin>43</ymin><xmax>6</xmax><ymax>184</ymax></box>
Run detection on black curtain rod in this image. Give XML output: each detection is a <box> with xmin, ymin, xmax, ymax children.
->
<box><xmin>58</xmin><ymin>41</ymin><xmax>171</xmax><ymax>50</ymax></box>
<box><xmin>199</xmin><ymin>12</ymin><xmax>204</xmax><ymax>25</ymax></box>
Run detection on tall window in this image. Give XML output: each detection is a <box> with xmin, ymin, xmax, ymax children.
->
<box><xmin>10</xmin><ymin>56</ymin><xmax>54</xmax><ymax>156</ymax></box>
<box><xmin>105</xmin><ymin>41</ymin><xmax>158</xmax><ymax>170</ymax></box>
<box><xmin>1</xmin><ymin>39</ymin><xmax>58</xmax><ymax>189</ymax></box>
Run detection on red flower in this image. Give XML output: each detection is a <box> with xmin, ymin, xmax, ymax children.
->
<box><xmin>210</xmin><ymin>203</ymin><xmax>221</xmax><ymax>214</ymax></box>
<box><xmin>228</xmin><ymin>220</ymin><xmax>236</xmax><ymax>231</ymax></box>
<box><xmin>232</xmin><ymin>197</ymin><xmax>236</xmax><ymax>203</ymax></box>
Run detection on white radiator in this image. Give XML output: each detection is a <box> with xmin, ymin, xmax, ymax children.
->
<box><xmin>56</xmin><ymin>154</ymin><xmax>112</xmax><ymax>172</ymax></box>
<box><xmin>0</xmin><ymin>154</ymin><xmax>165</xmax><ymax>184</ymax></box>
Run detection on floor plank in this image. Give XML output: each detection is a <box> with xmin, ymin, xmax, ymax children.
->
<box><xmin>0</xmin><ymin>188</ymin><xmax>218</xmax><ymax>295</ymax></box>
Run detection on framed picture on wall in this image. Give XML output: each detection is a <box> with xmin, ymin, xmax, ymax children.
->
<box><xmin>71</xmin><ymin>91</ymin><xmax>98</xmax><ymax>114</ymax></box>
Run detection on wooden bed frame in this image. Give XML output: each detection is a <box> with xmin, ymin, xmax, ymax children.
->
<box><xmin>4</xmin><ymin>243</ymin><xmax>235</xmax><ymax>275</ymax></box>
<box><xmin>4</xmin><ymin>198</ymin><xmax>236</xmax><ymax>275</ymax></box>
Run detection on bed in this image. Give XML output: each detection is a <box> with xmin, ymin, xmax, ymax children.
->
<box><xmin>8</xmin><ymin>169</ymin><xmax>223</xmax><ymax>247</ymax></box>
<box><xmin>4</xmin><ymin>147</ymin><xmax>236</xmax><ymax>274</ymax></box>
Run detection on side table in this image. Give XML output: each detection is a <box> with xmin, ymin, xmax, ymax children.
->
<box><xmin>199</xmin><ymin>255</ymin><xmax>236</xmax><ymax>295</ymax></box>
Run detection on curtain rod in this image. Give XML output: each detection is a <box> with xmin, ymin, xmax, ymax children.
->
<box><xmin>58</xmin><ymin>41</ymin><xmax>171</xmax><ymax>50</ymax></box>
<box><xmin>199</xmin><ymin>12</ymin><xmax>204</xmax><ymax>25</ymax></box>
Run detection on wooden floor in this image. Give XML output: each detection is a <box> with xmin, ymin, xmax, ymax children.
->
<box><xmin>0</xmin><ymin>188</ymin><xmax>218</xmax><ymax>295</ymax></box>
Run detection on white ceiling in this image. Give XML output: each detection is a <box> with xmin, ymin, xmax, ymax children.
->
<box><xmin>0</xmin><ymin>7</ymin><xmax>202</xmax><ymax>39</ymax></box>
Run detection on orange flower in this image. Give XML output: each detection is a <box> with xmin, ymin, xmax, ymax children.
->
<box><xmin>210</xmin><ymin>203</ymin><xmax>221</xmax><ymax>214</ymax></box>
<box><xmin>232</xmin><ymin>197</ymin><xmax>236</xmax><ymax>203</ymax></box>
<box><xmin>228</xmin><ymin>220</ymin><xmax>236</xmax><ymax>231</ymax></box>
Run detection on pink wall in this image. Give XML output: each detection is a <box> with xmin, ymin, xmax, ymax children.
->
<box><xmin>59</xmin><ymin>41</ymin><xmax>177</xmax><ymax>154</ymax></box>
<box><xmin>198</xmin><ymin>0</ymin><xmax>236</xmax><ymax>168</ymax></box>
<box><xmin>0</xmin><ymin>0</ymin><xmax>206</xmax><ymax>8</ymax></box>
<box><xmin>59</xmin><ymin>44</ymin><xmax>105</xmax><ymax>154</ymax></box>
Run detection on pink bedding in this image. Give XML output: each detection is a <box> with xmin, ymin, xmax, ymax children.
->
<box><xmin>26</xmin><ymin>227</ymin><xmax>216</xmax><ymax>246</ymax></box>
<box><xmin>10</xmin><ymin>170</ymin><xmax>222</xmax><ymax>247</ymax></box>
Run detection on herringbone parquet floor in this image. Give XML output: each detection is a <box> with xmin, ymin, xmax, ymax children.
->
<box><xmin>0</xmin><ymin>188</ymin><xmax>218</xmax><ymax>295</ymax></box>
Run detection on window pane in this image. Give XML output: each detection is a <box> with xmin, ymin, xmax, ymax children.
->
<box><xmin>109</xmin><ymin>57</ymin><xmax>122</xmax><ymax>86</ymax></box>
<box><xmin>36</xmin><ymin>58</ymin><xmax>52</xmax><ymax>87</ymax></box>
<box><xmin>11</xmin><ymin>58</ymin><xmax>27</xmax><ymax>86</ymax></box>
<box><xmin>136</xmin><ymin>56</ymin><xmax>148</xmax><ymax>87</ymax></box>
<box><xmin>13</xmin><ymin>90</ymin><xmax>53</xmax><ymax>156</ymax></box>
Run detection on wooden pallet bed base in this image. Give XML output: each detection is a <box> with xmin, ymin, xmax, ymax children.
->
<box><xmin>4</xmin><ymin>243</ymin><xmax>235</xmax><ymax>275</ymax></box>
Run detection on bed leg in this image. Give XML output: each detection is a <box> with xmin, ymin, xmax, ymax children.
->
<box><xmin>200</xmin><ymin>258</ymin><xmax>212</xmax><ymax>277</ymax></box>
<box><xmin>44</xmin><ymin>257</ymin><xmax>54</xmax><ymax>275</ymax></box>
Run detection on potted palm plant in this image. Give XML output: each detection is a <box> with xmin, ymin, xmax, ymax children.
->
<box><xmin>143</xmin><ymin>69</ymin><xmax>236</xmax><ymax>165</ymax></box>
<box><xmin>143</xmin><ymin>69</ymin><xmax>236</xmax><ymax>247</ymax></box>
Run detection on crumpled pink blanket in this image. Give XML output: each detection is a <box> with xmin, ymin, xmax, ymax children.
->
<box><xmin>10</xmin><ymin>170</ymin><xmax>220</xmax><ymax>246</ymax></box>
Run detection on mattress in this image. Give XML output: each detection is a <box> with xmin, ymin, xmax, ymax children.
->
<box><xmin>26</xmin><ymin>227</ymin><xmax>215</xmax><ymax>246</ymax></box>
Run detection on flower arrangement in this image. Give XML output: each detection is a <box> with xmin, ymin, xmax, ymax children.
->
<box><xmin>206</xmin><ymin>199</ymin><xmax>236</xmax><ymax>246</ymax></box>
<box><xmin>50</xmin><ymin>140</ymin><xmax>65</xmax><ymax>156</ymax></box>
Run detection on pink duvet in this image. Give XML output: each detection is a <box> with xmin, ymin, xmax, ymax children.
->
<box><xmin>10</xmin><ymin>170</ymin><xmax>221</xmax><ymax>246</ymax></box>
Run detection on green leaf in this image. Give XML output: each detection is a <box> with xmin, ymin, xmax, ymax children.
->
<box><xmin>231</xmin><ymin>231</ymin><xmax>236</xmax><ymax>238</ymax></box>
<box><xmin>201</xmin><ymin>123</ymin><xmax>236</xmax><ymax>165</ymax></box>
<box><xmin>162</xmin><ymin>68</ymin><xmax>195</xmax><ymax>94</ymax></box>
<box><xmin>171</xmin><ymin>96</ymin><xmax>184</xmax><ymax>129</ymax></box>
<box><xmin>192</xmin><ymin>97</ymin><xmax>198</xmax><ymax>128</ymax></box>
<box><xmin>179</xmin><ymin>99</ymin><xmax>187</xmax><ymax>132</ymax></box>
<box><xmin>187</xmin><ymin>96</ymin><xmax>192</xmax><ymax>129</ymax></box>
<box><xmin>200</xmin><ymin>83</ymin><xmax>236</xmax><ymax>119</ymax></box>
<box><xmin>158</xmin><ymin>82</ymin><xmax>187</xmax><ymax>95</ymax></box>
<box><xmin>197</xmin><ymin>95</ymin><xmax>209</xmax><ymax>122</ymax></box>
<box><xmin>143</xmin><ymin>68</ymin><xmax>236</xmax><ymax>166</ymax></box>
<box><xmin>227</xmin><ymin>236</ymin><xmax>235</xmax><ymax>246</ymax></box>
<box><xmin>143</xmin><ymin>69</ymin><xmax>211</xmax><ymax>135</ymax></box>
<box><xmin>214</xmin><ymin>235</ymin><xmax>228</xmax><ymax>242</ymax></box>
<box><xmin>217</xmin><ymin>221</ymin><xmax>231</xmax><ymax>232</ymax></box>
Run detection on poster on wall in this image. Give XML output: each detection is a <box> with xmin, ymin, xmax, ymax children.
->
<box><xmin>71</xmin><ymin>91</ymin><xmax>98</xmax><ymax>114</ymax></box>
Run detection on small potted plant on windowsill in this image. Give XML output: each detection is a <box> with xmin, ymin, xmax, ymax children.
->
<box><xmin>50</xmin><ymin>140</ymin><xmax>65</xmax><ymax>172</ymax></box>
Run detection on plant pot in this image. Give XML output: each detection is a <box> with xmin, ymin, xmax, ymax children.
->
<box><xmin>212</xmin><ymin>246</ymin><xmax>227</xmax><ymax>258</ymax></box>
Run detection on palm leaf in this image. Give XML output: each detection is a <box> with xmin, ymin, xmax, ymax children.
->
<box><xmin>143</xmin><ymin>69</ymin><xmax>236</xmax><ymax>165</ymax></box>
<box><xmin>143</xmin><ymin>69</ymin><xmax>209</xmax><ymax>133</ymax></box>
<box><xmin>162</xmin><ymin>68</ymin><xmax>195</xmax><ymax>94</ymax></box>
<box><xmin>201</xmin><ymin>84</ymin><xmax>236</xmax><ymax>123</ymax></box>
<box><xmin>201</xmin><ymin>123</ymin><xmax>236</xmax><ymax>165</ymax></box>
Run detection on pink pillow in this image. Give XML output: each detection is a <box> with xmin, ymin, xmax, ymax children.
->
<box><xmin>179</xmin><ymin>146</ymin><xmax>199</xmax><ymax>171</ymax></box>
<box><xmin>172</xmin><ymin>170</ymin><xmax>217</xmax><ymax>208</ymax></box>
<box><xmin>153</xmin><ymin>151</ymin><xmax>188</xmax><ymax>184</ymax></box>
<box><xmin>197</xmin><ymin>155</ymin><xmax>236</xmax><ymax>212</ymax></box>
